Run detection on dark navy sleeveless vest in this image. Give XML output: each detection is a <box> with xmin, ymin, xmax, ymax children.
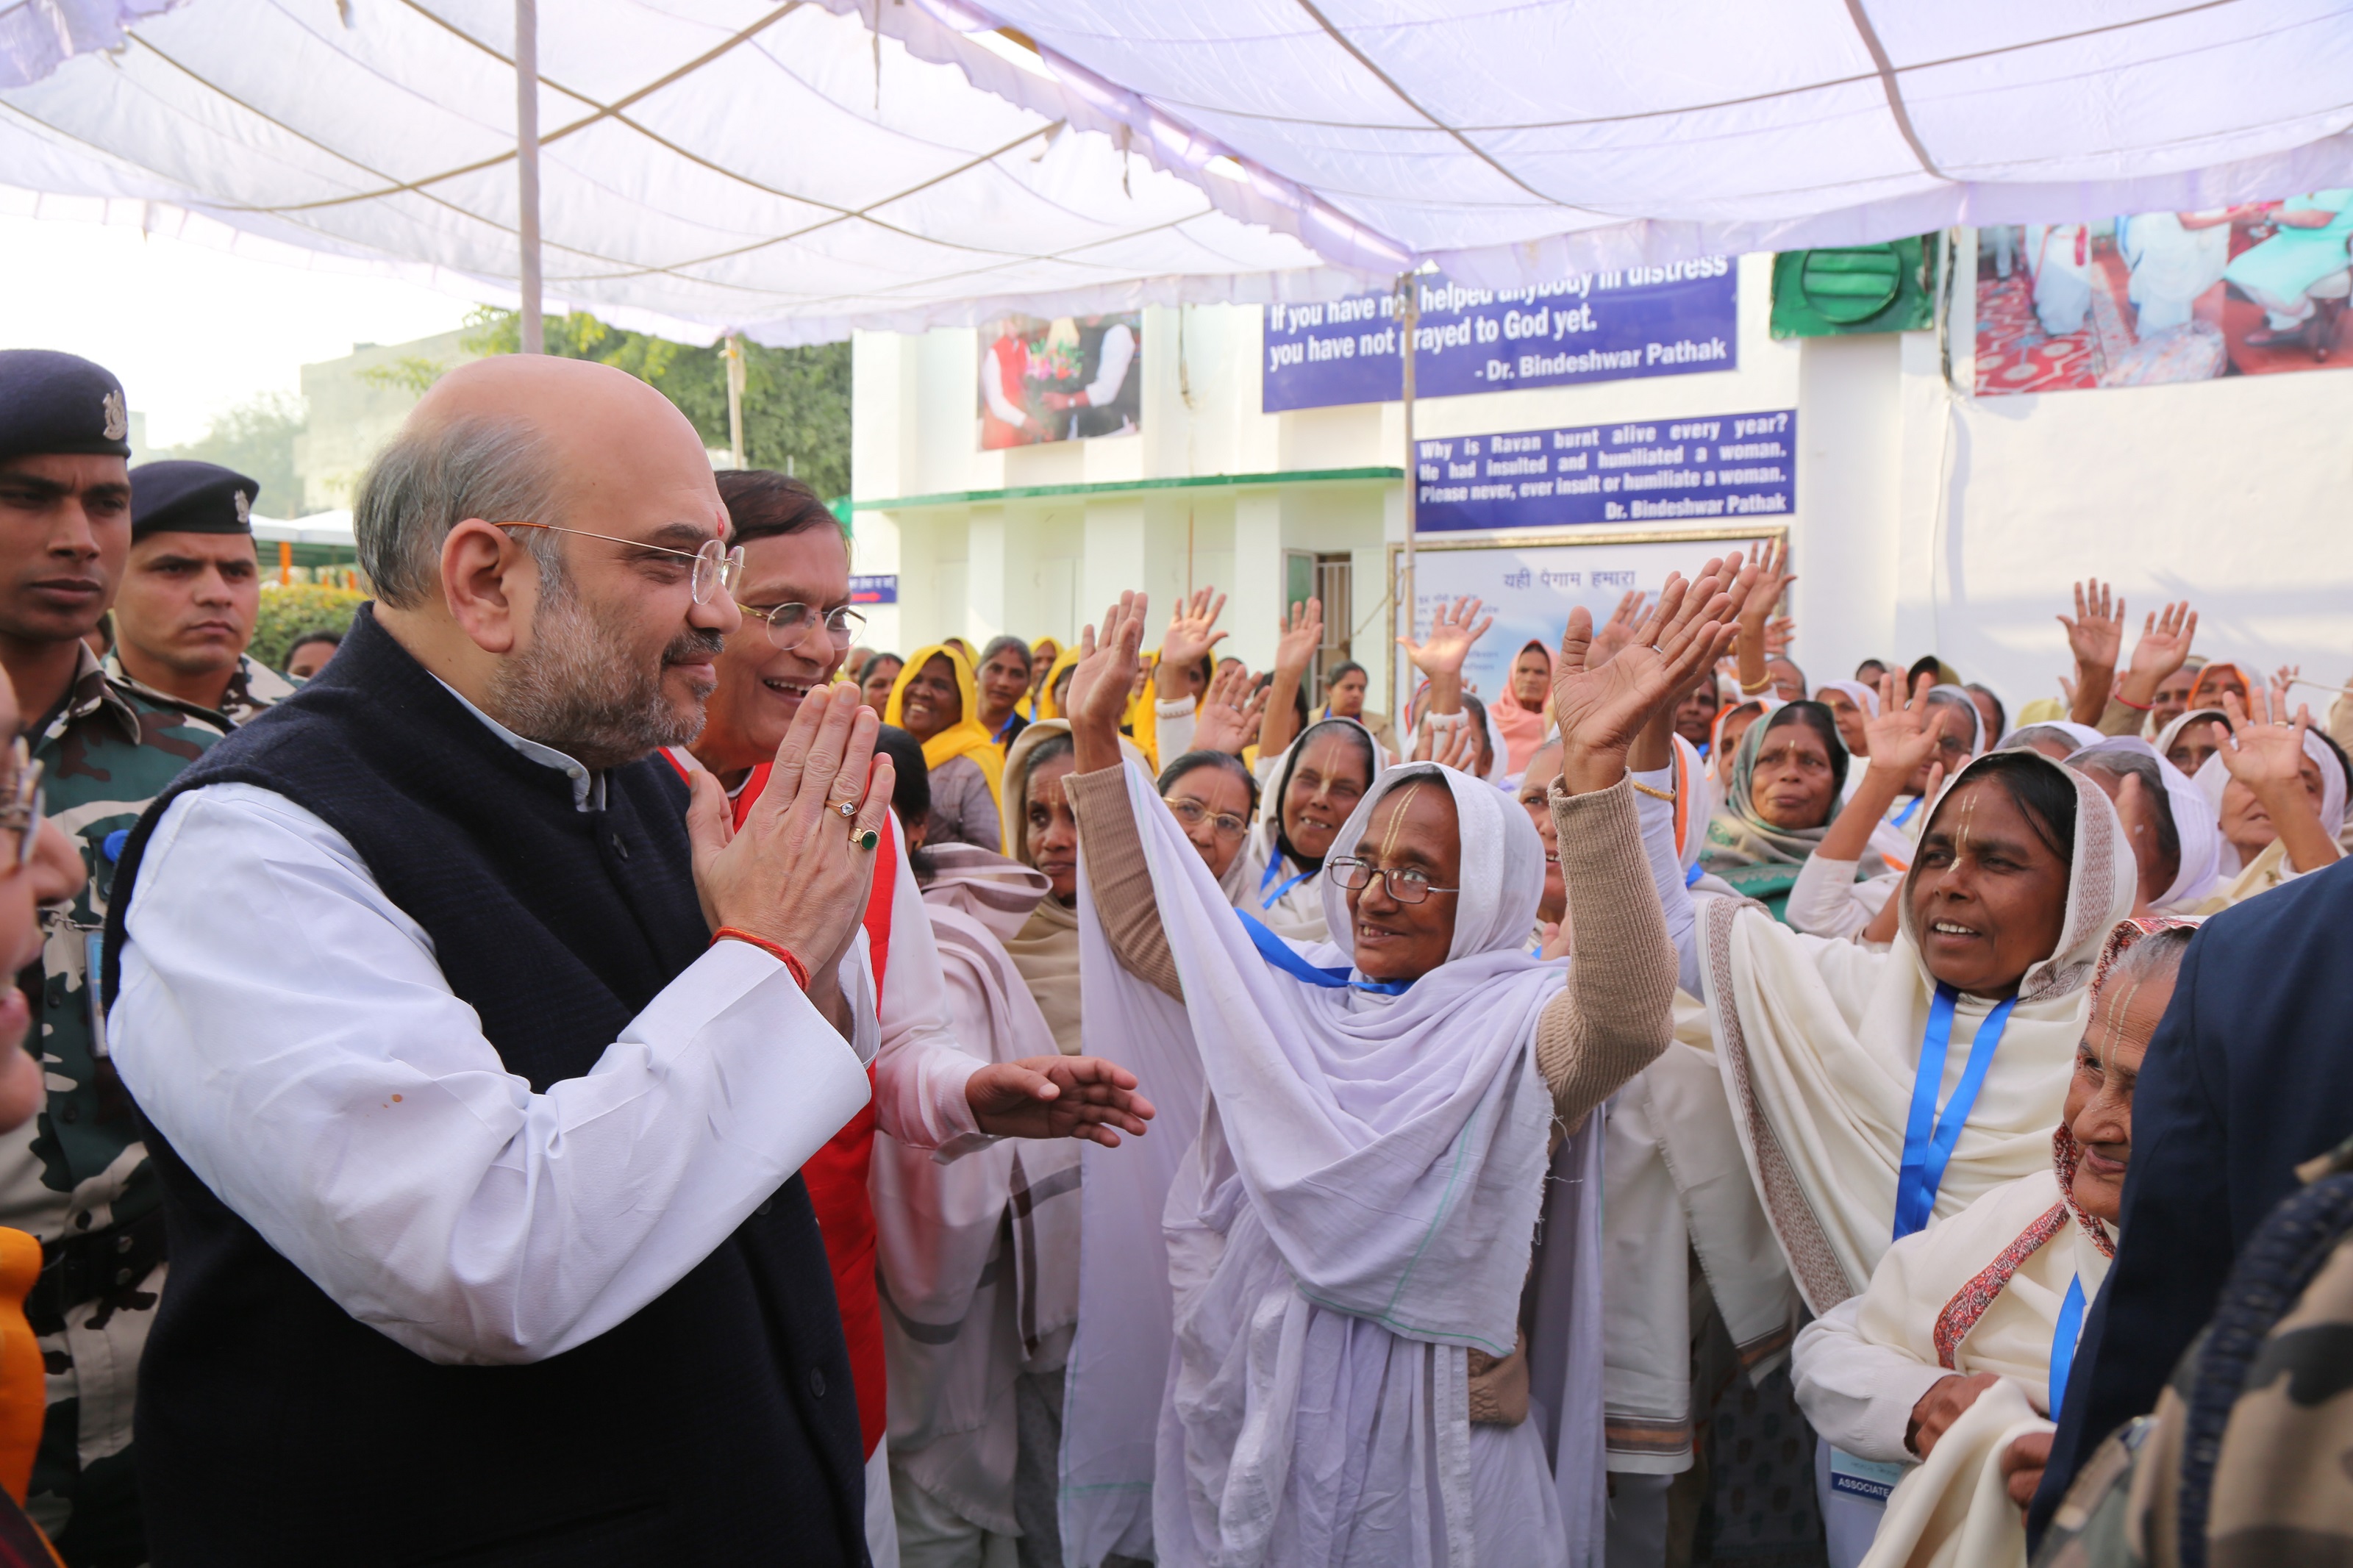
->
<box><xmin>103</xmin><ymin>606</ymin><xmax>868</xmax><ymax>1566</ymax></box>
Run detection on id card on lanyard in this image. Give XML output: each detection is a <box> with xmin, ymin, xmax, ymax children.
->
<box><xmin>2048</xmin><ymin>1273</ymin><xmax>2087</xmax><ymax>1420</ymax></box>
<box><xmin>1893</xmin><ymin>984</ymin><xmax>2017</xmax><ymax>1241</ymax></box>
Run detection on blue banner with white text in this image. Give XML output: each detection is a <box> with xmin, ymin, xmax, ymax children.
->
<box><xmin>1263</xmin><ymin>261</ymin><xmax>1739</xmax><ymax>412</ymax></box>
<box><xmin>1413</xmin><ymin>410</ymin><xmax>1796</xmax><ymax>533</ymax></box>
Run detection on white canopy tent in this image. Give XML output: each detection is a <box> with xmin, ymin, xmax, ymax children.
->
<box><xmin>6</xmin><ymin>0</ymin><xmax>2352</xmax><ymax>338</ymax></box>
<box><xmin>0</xmin><ymin>0</ymin><xmax>1346</xmax><ymax>345</ymax></box>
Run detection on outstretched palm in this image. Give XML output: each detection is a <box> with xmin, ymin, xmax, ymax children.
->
<box><xmin>1552</xmin><ymin>563</ymin><xmax>1741</xmax><ymax>787</ymax></box>
<box><xmin>1400</xmin><ymin>595</ymin><xmax>1494</xmax><ymax>679</ymax></box>
<box><xmin>1067</xmin><ymin>592</ymin><xmax>1149</xmax><ymax>738</ymax></box>
<box><xmin>1162</xmin><ymin>587</ymin><xmax>1229</xmax><ymax>670</ymax></box>
<box><xmin>1274</xmin><ymin>598</ymin><xmax>1322</xmax><ymax>674</ymax></box>
<box><xmin>1863</xmin><ymin>671</ymin><xmax>1952</xmax><ymax>781</ymax></box>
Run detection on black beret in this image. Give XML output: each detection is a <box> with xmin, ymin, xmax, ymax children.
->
<box><xmin>0</xmin><ymin>350</ymin><xmax>132</xmax><ymax>465</ymax></box>
<box><xmin>129</xmin><ymin>460</ymin><xmax>258</xmax><ymax>541</ymax></box>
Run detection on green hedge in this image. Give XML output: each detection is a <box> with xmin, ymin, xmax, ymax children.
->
<box><xmin>252</xmin><ymin>584</ymin><xmax>367</xmax><ymax>673</ymax></box>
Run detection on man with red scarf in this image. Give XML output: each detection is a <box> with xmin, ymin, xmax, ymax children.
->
<box><xmin>674</xmin><ymin>470</ymin><xmax>1149</xmax><ymax>1564</ymax></box>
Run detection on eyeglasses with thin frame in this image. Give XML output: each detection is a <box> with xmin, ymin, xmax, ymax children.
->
<box><xmin>0</xmin><ymin>740</ymin><xmax>46</xmax><ymax>871</ymax></box>
<box><xmin>1325</xmin><ymin>855</ymin><xmax>1459</xmax><ymax>905</ymax></box>
<box><xmin>493</xmin><ymin>522</ymin><xmax>744</xmax><ymax>605</ymax></box>
<box><xmin>1164</xmin><ymin>795</ymin><xmax>1249</xmax><ymax>841</ymax></box>
<box><xmin>734</xmin><ymin>601</ymin><xmax>868</xmax><ymax>654</ymax></box>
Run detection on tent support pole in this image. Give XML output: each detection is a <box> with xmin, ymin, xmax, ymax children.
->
<box><xmin>515</xmin><ymin>0</ymin><xmax>543</xmax><ymax>354</ymax></box>
<box><xmin>1397</xmin><ymin>272</ymin><xmax>1418</xmax><ymax>718</ymax></box>
<box><xmin>725</xmin><ymin>334</ymin><xmax>747</xmax><ymax>468</ymax></box>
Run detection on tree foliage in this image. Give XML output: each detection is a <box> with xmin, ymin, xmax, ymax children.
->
<box><xmin>251</xmin><ymin>582</ymin><xmax>367</xmax><ymax>672</ymax></box>
<box><xmin>462</xmin><ymin>308</ymin><xmax>851</xmax><ymax>501</ymax></box>
<box><xmin>163</xmin><ymin>392</ymin><xmax>309</xmax><ymax>518</ymax></box>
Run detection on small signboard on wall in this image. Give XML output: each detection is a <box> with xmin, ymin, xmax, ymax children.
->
<box><xmin>1393</xmin><ymin>527</ymin><xmax>1788</xmax><ymax>706</ymax></box>
<box><xmin>849</xmin><ymin>574</ymin><xmax>899</xmax><ymax>605</ymax></box>
<box><xmin>1413</xmin><ymin>409</ymin><xmax>1796</xmax><ymax>534</ymax></box>
<box><xmin>1263</xmin><ymin>261</ymin><xmax>1739</xmax><ymax>412</ymax></box>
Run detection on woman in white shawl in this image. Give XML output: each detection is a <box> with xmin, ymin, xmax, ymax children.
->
<box><xmin>2065</xmin><ymin>736</ymin><xmax>2221</xmax><ymax>913</ymax></box>
<box><xmin>1790</xmin><ymin>917</ymin><xmax>2194</xmax><ymax>1568</ymax></box>
<box><xmin>1238</xmin><ymin>717</ymin><xmax>1387</xmax><ymax>941</ymax></box>
<box><xmin>1674</xmin><ymin>734</ymin><xmax>2137</xmax><ymax>1315</ymax></box>
<box><xmin>1055</xmin><ymin>576</ymin><xmax>1738</xmax><ymax>1568</ymax></box>
<box><xmin>2193</xmin><ymin>687</ymin><xmax>2347</xmax><ymax>909</ymax></box>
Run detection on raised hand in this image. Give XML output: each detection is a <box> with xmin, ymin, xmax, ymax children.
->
<box><xmin>2118</xmin><ymin>601</ymin><xmax>2198</xmax><ymax>706</ymax></box>
<box><xmin>1191</xmin><ymin>663</ymin><xmax>1265</xmax><ymax>755</ymax></box>
<box><xmin>1861</xmin><ymin>671</ymin><xmax>1954</xmax><ymax>784</ymax></box>
<box><xmin>1763</xmin><ymin>616</ymin><xmax>1796</xmax><ymax>657</ymax></box>
<box><xmin>1159</xmin><ymin>587</ymin><xmax>1229</xmax><ymax>676</ymax></box>
<box><xmin>2057</xmin><ymin>579</ymin><xmax>2125</xmax><ymax>673</ymax></box>
<box><xmin>2271</xmin><ymin>663</ymin><xmax>2302</xmax><ymax>717</ymax></box>
<box><xmin>1588</xmin><ymin>590</ymin><xmax>1650</xmax><ymax>667</ymax></box>
<box><xmin>965</xmin><ymin>1055</ymin><xmax>1156</xmax><ymax>1148</ymax></box>
<box><xmin>1274</xmin><ymin>596</ymin><xmax>1323</xmax><ymax>676</ymax></box>
<box><xmin>2206</xmin><ymin>687</ymin><xmax>2343</xmax><ymax>882</ymax></box>
<box><xmin>1414</xmin><ymin>715</ymin><xmax>1483</xmax><ymax>773</ymax></box>
<box><xmin>1738</xmin><ymin>537</ymin><xmax>1794</xmax><ymax>633</ymax></box>
<box><xmin>1399</xmin><ymin>595</ymin><xmax>1494</xmax><ymax>681</ymax></box>
<box><xmin>1066</xmin><ymin>592</ymin><xmax>1149</xmax><ymax>772</ymax></box>
<box><xmin>1553</xmin><ymin>562</ymin><xmax>1740</xmax><ymax>794</ymax></box>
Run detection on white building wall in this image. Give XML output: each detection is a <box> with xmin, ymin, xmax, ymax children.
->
<box><xmin>852</xmin><ymin>243</ymin><xmax>2353</xmax><ymax>726</ymax></box>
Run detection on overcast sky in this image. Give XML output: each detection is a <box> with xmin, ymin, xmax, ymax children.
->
<box><xmin>0</xmin><ymin>215</ymin><xmax>477</xmax><ymax>448</ymax></box>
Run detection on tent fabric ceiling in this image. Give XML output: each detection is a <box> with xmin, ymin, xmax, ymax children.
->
<box><xmin>5</xmin><ymin>1</ymin><xmax>2353</xmax><ymax>340</ymax></box>
<box><xmin>0</xmin><ymin>0</ymin><xmax>1346</xmax><ymax>344</ymax></box>
<box><xmin>873</xmin><ymin>0</ymin><xmax>2353</xmax><ymax>287</ymax></box>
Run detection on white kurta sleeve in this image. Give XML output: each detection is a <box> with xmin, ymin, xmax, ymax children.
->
<box><xmin>1790</xmin><ymin>1297</ymin><xmax>1949</xmax><ymax>1464</ymax></box>
<box><xmin>1785</xmin><ymin>854</ymin><xmax>1897</xmax><ymax>941</ymax></box>
<box><xmin>1080</xmin><ymin>323</ymin><xmax>1135</xmax><ymax>407</ymax></box>
<box><xmin>110</xmin><ymin>782</ymin><xmax>874</xmax><ymax>1367</ymax></box>
<box><xmin>980</xmin><ymin>343</ymin><xmax>1027</xmax><ymax>428</ymax></box>
<box><xmin>869</xmin><ymin>813</ymin><xmax>987</xmax><ymax>1150</ymax></box>
<box><xmin>1632</xmin><ymin>764</ymin><xmax>1702</xmax><ymax>996</ymax></box>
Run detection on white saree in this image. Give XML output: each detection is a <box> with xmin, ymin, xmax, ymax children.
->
<box><xmin>1065</xmin><ymin>760</ymin><xmax>1585</xmax><ymax>1568</ymax></box>
<box><xmin>1695</xmin><ymin>751</ymin><xmax>2136</xmax><ymax>1311</ymax></box>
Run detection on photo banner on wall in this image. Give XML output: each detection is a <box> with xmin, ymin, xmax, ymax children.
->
<box><xmin>1412</xmin><ymin>409</ymin><xmax>1796</xmax><ymax>533</ymax></box>
<box><xmin>1977</xmin><ymin>192</ymin><xmax>2353</xmax><ymax>393</ymax></box>
<box><xmin>1394</xmin><ymin>529</ymin><xmax>1788</xmax><ymax>706</ymax></box>
<box><xmin>1263</xmin><ymin>259</ymin><xmax>1738</xmax><ymax>413</ymax></box>
<box><xmin>979</xmin><ymin>312</ymin><xmax>1141</xmax><ymax>448</ymax></box>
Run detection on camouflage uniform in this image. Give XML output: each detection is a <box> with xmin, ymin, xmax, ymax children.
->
<box><xmin>9</xmin><ymin>648</ymin><xmax>222</xmax><ymax>1564</ymax></box>
<box><xmin>102</xmin><ymin>651</ymin><xmax>293</xmax><ymax>730</ymax></box>
<box><xmin>2035</xmin><ymin>1136</ymin><xmax>2353</xmax><ymax>1567</ymax></box>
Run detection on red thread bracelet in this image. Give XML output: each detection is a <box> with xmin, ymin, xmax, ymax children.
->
<box><xmin>713</xmin><ymin>926</ymin><xmax>810</xmax><ymax>990</ymax></box>
<box><xmin>2113</xmin><ymin>692</ymin><xmax>2153</xmax><ymax>712</ymax></box>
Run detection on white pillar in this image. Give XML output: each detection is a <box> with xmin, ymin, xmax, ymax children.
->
<box><xmin>514</xmin><ymin>0</ymin><xmax>543</xmax><ymax>354</ymax></box>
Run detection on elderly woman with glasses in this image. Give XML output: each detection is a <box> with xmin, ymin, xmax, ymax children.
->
<box><xmin>1049</xmin><ymin>577</ymin><xmax>1736</xmax><ymax>1568</ymax></box>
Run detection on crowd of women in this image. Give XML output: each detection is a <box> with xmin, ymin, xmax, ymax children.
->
<box><xmin>833</xmin><ymin>539</ymin><xmax>2353</xmax><ymax>1568</ymax></box>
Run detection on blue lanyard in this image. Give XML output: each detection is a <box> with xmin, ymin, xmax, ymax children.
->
<box><xmin>1893</xmin><ymin>984</ymin><xmax>2018</xmax><ymax>1239</ymax></box>
<box><xmin>1236</xmin><ymin>910</ymin><xmax>1412</xmax><ymax>995</ymax></box>
<box><xmin>1890</xmin><ymin>794</ymin><xmax>1923</xmax><ymax>828</ymax></box>
<box><xmin>2048</xmin><ymin>1273</ymin><xmax>2087</xmax><ymax>1420</ymax></box>
<box><xmin>1684</xmin><ymin>863</ymin><xmax>1704</xmax><ymax>887</ymax></box>
<box><xmin>1259</xmin><ymin>857</ymin><xmax>1313</xmax><ymax>911</ymax></box>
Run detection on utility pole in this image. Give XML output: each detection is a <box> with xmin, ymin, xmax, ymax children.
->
<box><xmin>515</xmin><ymin>0</ymin><xmax>543</xmax><ymax>354</ymax></box>
<box><xmin>725</xmin><ymin>334</ymin><xmax>747</xmax><ymax>468</ymax></box>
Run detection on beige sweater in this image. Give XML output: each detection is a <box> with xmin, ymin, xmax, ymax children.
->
<box><xmin>1062</xmin><ymin>767</ymin><xmax>1680</xmax><ymax>1422</ymax></box>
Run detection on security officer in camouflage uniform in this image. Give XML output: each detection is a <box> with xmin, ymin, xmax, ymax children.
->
<box><xmin>0</xmin><ymin>351</ymin><xmax>225</xmax><ymax>1565</ymax></box>
<box><xmin>104</xmin><ymin>461</ymin><xmax>295</xmax><ymax>729</ymax></box>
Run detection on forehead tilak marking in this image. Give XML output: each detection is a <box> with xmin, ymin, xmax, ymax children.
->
<box><xmin>1376</xmin><ymin>780</ymin><xmax>1425</xmax><ymax>863</ymax></box>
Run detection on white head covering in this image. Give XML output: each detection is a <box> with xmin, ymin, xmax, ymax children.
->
<box><xmin>1315</xmin><ymin>761</ymin><xmax>1543</xmax><ymax>963</ymax></box>
<box><xmin>2152</xmin><ymin>707</ymin><xmax>2227</xmax><ymax>768</ymax></box>
<box><xmin>1238</xmin><ymin>716</ymin><xmax>1390</xmax><ymax>940</ymax></box>
<box><xmin>2066</xmin><ymin>735</ymin><xmax>2221</xmax><ymax>912</ymax></box>
<box><xmin>1925</xmin><ymin>684</ymin><xmax>1987</xmax><ymax>759</ymax></box>
<box><xmin>1454</xmin><ymin>695</ymin><xmax>1515</xmax><ymax>789</ymax></box>
<box><xmin>1816</xmin><ymin>679</ymin><xmax>1881</xmax><ymax>719</ymax></box>
<box><xmin>1998</xmin><ymin>720</ymin><xmax>2104</xmax><ymax>753</ymax></box>
<box><xmin>1671</xmin><ymin>732</ymin><xmax>1713</xmax><ymax>876</ymax></box>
